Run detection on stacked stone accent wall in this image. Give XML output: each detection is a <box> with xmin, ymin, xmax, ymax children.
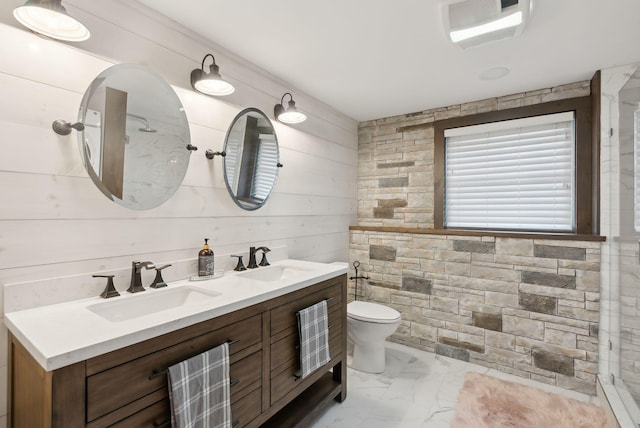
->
<box><xmin>351</xmin><ymin>80</ymin><xmax>602</xmax><ymax>395</ymax></box>
<box><xmin>350</xmin><ymin>232</ymin><xmax>600</xmax><ymax>395</ymax></box>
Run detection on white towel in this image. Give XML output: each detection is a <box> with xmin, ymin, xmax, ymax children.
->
<box><xmin>167</xmin><ymin>342</ymin><xmax>231</xmax><ymax>428</ymax></box>
<box><xmin>297</xmin><ymin>300</ymin><xmax>331</xmax><ymax>379</ymax></box>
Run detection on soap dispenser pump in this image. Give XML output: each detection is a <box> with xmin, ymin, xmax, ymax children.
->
<box><xmin>198</xmin><ymin>238</ymin><xmax>215</xmax><ymax>276</ymax></box>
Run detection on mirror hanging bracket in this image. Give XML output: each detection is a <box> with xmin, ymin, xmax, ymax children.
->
<box><xmin>205</xmin><ymin>149</ymin><xmax>226</xmax><ymax>160</ymax></box>
<box><xmin>52</xmin><ymin>119</ymin><xmax>85</xmax><ymax>136</ymax></box>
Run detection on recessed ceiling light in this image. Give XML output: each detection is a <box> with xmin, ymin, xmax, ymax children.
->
<box><xmin>479</xmin><ymin>67</ymin><xmax>510</xmax><ymax>80</ymax></box>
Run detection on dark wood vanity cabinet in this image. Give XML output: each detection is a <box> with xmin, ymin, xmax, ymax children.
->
<box><xmin>9</xmin><ymin>274</ymin><xmax>347</xmax><ymax>428</ymax></box>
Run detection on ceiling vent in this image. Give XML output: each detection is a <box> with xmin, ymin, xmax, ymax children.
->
<box><xmin>442</xmin><ymin>0</ymin><xmax>531</xmax><ymax>49</ymax></box>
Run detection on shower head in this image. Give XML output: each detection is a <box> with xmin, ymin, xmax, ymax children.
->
<box><xmin>127</xmin><ymin>113</ymin><xmax>157</xmax><ymax>133</ymax></box>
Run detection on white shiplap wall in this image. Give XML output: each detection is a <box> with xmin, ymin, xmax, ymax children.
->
<box><xmin>0</xmin><ymin>0</ymin><xmax>358</xmax><ymax>424</ymax></box>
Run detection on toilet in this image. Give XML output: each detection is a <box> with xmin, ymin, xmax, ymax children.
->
<box><xmin>347</xmin><ymin>301</ymin><xmax>401</xmax><ymax>373</ymax></box>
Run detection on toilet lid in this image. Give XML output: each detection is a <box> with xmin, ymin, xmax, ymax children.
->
<box><xmin>347</xmin><ymin>301</ymin><xmax>401</xmax><ymax>324</ymax></box>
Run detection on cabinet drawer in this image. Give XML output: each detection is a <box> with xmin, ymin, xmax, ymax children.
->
<box><xmin>87</xmin><ymin>314</ymin><xmax>261</xmax><ymax>422</ymax></box>
<box><xmin>109</xmin><ymin>399</ymin><xmax>169</xmax><ymax>428</ymax></box>
<box><xmin>270</xmin><ymin>307</ymin><xmax>342</xmax><ymax>372</ymax></box>
<box><xmin>231</xmin><ymin>351</ymin><xmax>262</xmax><ymax>401</ymax></box>
<box><xmin>107</xmin><ymin>386</ymin><xmax>261</xmax><ymax>428</ymax></box>
<box><xmin>270</xmin><ymin>281</ymin><xmax>342</xmax><ymax>339</ymax></box>
<box><xmin>270</xmin><ymin>332</ymin><xmax>342</xmax><ymax>405</ymax></box>
<box><xmin>232</xmin><ymin>386</ymin><xmax>262</xmax><ymax>428</ymax></box>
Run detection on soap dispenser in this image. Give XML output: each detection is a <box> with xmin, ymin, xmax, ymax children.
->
<box><xmin>198</xmin><ymin>238</ymin><xmax>215</xmax><ymax>276</ymax></box>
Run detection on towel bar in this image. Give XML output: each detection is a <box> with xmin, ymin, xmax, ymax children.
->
<box><xmin>148</xmin><ymin>339</ymin><xmax>240</xmax><ymax>380</ymax></box>
<box><xmin>293</xmin><ymin>357</ymin><xmax>331</xmax><ymax>381</ymax></box>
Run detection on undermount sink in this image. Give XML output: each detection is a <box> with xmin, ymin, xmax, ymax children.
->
<box><xmin>237</xmin><ymin>265</ymin><xmax>311</xmax><ymax>282</ymax></box>
<box><xmin>87</xmin><ymin>286</ymin><xmax>221</xmax><ymax>322</ymax></box>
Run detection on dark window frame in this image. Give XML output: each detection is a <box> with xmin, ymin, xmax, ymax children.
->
<box><xmin>433</xmin><ymin>96</ymin><xmax>597</xmax><ymax>235</ymax></box>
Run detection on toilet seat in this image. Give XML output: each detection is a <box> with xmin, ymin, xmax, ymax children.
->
<box><xmin>347</xmin><ymin>301</ymin><xmax>400</xmax><ymax>324</ymax></box>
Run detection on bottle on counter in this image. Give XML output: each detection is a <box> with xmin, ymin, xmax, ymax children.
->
<box><xmin>198</xmin><ymin>238</ymin><xmax>215</xmax><ymax>276</ymax></box>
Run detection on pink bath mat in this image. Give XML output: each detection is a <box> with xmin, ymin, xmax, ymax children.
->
<box><xmin>451</xmin><ymin>372</ymin><xmax>610</xmax><ymax>428</ymax></box>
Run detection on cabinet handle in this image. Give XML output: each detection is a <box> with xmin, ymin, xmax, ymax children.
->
<box><xmin>148</xmin><ymin>369</ymin><xmax>167</xmax><ymax>380</ymax></box>
<box><xmin>148</xmin><ymin>339</ymin><xmax>241</xmax><ymax>380</ymax></box>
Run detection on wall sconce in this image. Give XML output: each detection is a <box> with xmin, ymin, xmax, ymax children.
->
<box><xmin>190</xmin><ymin>54</ymin><xmax>235</xmax><ymax>96</ymax></box>
<box><xmin>274</xmin><ymin>93</ymin><xmax>307</xmax><ymax>124</ymax></box>
<box><xmin>13</xmin><ymin>0</ymin><xmax>90</xmax><ymax>42</ymax></box>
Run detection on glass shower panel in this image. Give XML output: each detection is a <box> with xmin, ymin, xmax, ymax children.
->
<box><xmin>617</xmin><ymin>67</ymin><xmax>640</xmax><ymax>414</ymax></box>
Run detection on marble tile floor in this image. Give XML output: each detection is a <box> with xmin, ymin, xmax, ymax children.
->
<box><xmin>310</xmin><ymin>341</ymin><xmax>603</xmax><ymax>428</ymax></box>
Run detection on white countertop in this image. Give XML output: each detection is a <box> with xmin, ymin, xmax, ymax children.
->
<box><xmin>5</xmin><ymin>259</ymin><xmax>348</xmax><ymax>371</ymax></box>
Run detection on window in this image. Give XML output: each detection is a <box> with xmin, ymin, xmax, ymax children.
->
<box><xmin>434</xmin><ymin>96</ymin><xmax>595</xmax><ymax>235</ymax></box>
<box><xmin>445</xmin><ymin>112</ymin><xmax>575</xmax><ymax>232</ymax></box>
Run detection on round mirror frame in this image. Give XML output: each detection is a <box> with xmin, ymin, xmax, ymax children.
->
<box><xmin>223</xmin><ymin>108</ymin><xmax>280</xmax><ymax>211</ymax></box>
<box><xmin>76</xmin><ymin>63</ymin><xmax>192</xmax><ymax>210</ymax></box>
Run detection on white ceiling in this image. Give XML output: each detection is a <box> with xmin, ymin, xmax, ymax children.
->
<box><xmin>137</xmin><ymin>0</ymin><xmax>640</xmax><ymax>122</ymax></box>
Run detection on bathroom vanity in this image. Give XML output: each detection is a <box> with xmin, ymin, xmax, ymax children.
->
<box><xmin>6</xmin><ymin>260</ymin><xmax>347</xmax><ymax>427</ymax></box>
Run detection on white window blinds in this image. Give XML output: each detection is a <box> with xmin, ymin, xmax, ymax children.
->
<box><xmin>445</xmin><ymin>111</ymin><xmax>575</xmax><ymax>232</ymax></box>
<box><xmin>251</xmin><ymin>135</ymin><xmax>278</xmax><ymax>201</ymax></box>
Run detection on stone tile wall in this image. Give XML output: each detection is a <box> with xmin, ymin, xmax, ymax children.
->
<box><xmin>351</xmin><ymin>80</ymin><xmax>603</xmax><ymax>395</ymax></box>
<box><xmin>350</xmin><ymin>232</ymin><xmax>601</xmax><ymax>395</ymax></box>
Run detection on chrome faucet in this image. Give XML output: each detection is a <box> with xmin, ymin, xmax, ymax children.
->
<box><xmin>248</xmin><ymin>246</ymin><xmax>270</xmax><ymax>269</ymax></box>
<box><xmin>128</xmin><ymin>261</ymin><xmax>155</xmax><ymax>293</ymax></box>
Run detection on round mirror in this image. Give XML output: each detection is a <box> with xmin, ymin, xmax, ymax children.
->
<box><xmin>223</xmin><ymin>108</ymin><xmax>280</xmax><ymax>210</ymax></box>
<box><xmin>77</xmin><ymin>63</ymin><xmax>191</xmax><ymax>210</ymax></box>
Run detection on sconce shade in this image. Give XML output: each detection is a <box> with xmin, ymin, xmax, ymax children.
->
<box><xmin>190</xmin><ymin>54</ymin><xmax>235</xmax><ymax>96</ymax></box>
<box><xmin>13</xmin><ymin>0</ymin><xmax>90</xmax><ymax>42</ymax></box>
<box><xmin>274</xmin><ymin>93</ymin><xmax>307</xmax><ymax>124</ymax></box>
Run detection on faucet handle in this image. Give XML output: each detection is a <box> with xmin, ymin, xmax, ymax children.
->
<box><xmin>259</xmin><ymin>250</ymin><xmax>270</xmax><ymax>267</ymax></box>
<box><xmin>150</xmin><ymin>264</ymin><xmax>172</xmax><ymax>289</ymax></box>
<box><xmin>231</xmin><ymin>255</ymin><xmax>247</xmax><ymax>271</ymax></box>
<box><xmin>93</xmin><ymin>274</ymin><xmax>120</xmax><ymax>299</ymax></box>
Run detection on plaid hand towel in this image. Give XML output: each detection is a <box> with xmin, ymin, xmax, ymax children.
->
<box><xmin>297</xmin><ymin>300</ymin><xmax>331</xmax><ymax>379</ymax></box>
<box><xmin>168</xmin><ymin>342</ymin><xmax>231</xmax><ymax>428</ymax></box>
